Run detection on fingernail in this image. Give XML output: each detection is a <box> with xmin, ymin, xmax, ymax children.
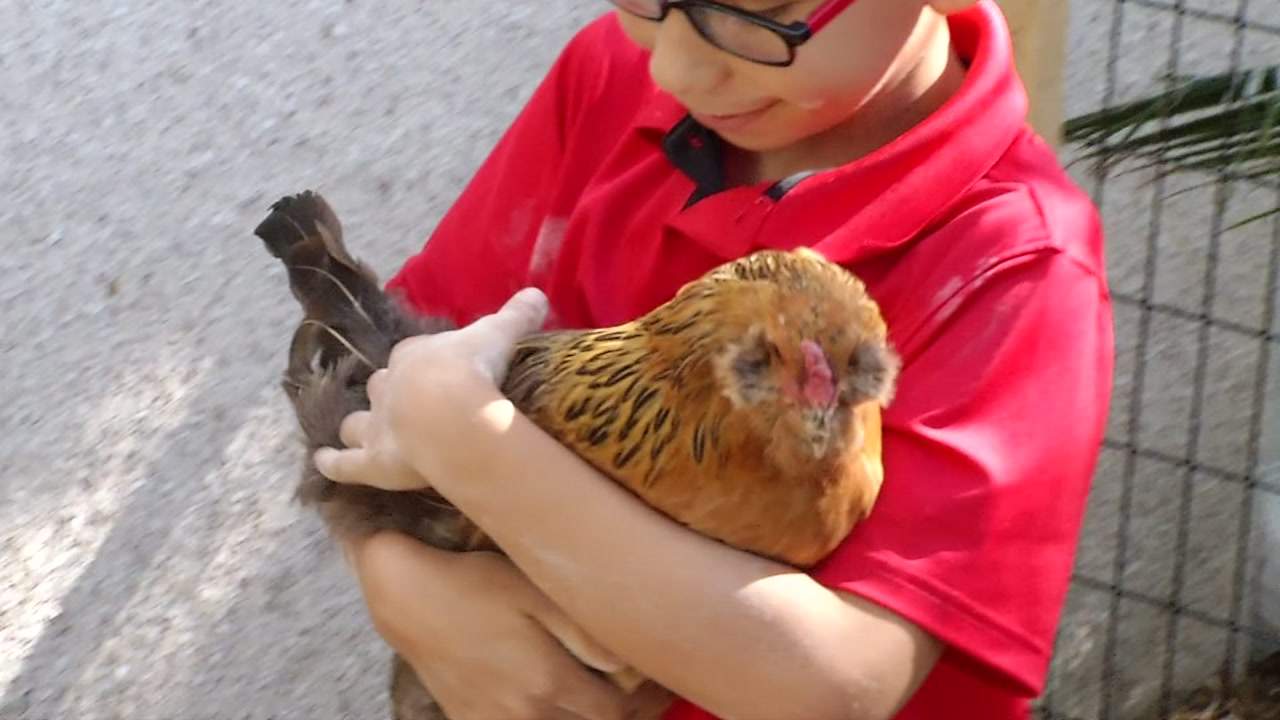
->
<box><xmin>515</xmin><ymin>287</ymin><xmax>547</xmax><ymax>310</ymax></box>
<box><xmin>512</xmin><ymin>288</ymin><xmax>549</xmax><ymax>323</ymax></box>
<box><xmin>313</xmin><ymin>447</ymin><xmax>333</xmax><ymax>476</ymax></box>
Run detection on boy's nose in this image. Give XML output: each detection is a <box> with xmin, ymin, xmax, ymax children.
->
<box><xmin>647</xmin><ymin>10</ymin><xmax>731</xmax><ymax>102</ymax></box>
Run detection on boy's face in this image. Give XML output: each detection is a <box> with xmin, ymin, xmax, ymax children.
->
<box><xmin>616</xmin><ymin>0</ymin><xmax>977</xmax><ymax>154</ymax></box>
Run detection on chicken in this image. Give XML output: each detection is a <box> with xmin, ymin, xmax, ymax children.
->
<box><xmin>255</xmin><ymin>190</ymin><xmax>898</xmax><ymax>720</ymax></box>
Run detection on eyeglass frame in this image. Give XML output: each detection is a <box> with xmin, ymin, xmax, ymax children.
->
<box><xmin>611</xmin><ymin>0</ymin><xmax>862</xmax><ymax>67</ymax></box>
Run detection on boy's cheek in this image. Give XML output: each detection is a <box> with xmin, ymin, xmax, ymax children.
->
<box><xmin>614</xmin><ymin>12</ymin><xmax>656</xmax><ymax>51</ymax></box>
<box><xmin>766</xmin><ymin>72</ymin><xmax>877</xmax><ymax>121</ymax></box>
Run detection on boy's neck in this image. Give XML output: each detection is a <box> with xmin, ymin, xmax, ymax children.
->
<box><xmin>727</xmin><ymin>24</ymin><xmax>968</xmax><ymax>186</ymax></box>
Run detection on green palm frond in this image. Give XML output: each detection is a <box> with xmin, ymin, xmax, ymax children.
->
<box><xmin>1062</xmin><ymin>65</ymin><xmax>1280</xmax><ymax>229</ymax></box>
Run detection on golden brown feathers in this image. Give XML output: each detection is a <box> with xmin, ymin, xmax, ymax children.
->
<box><xmin>505</xmin><ymin>247</ymin><xmax>897</xmax><ymax>566</ymax></box>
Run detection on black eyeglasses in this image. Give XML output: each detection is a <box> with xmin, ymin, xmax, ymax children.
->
<box><xmin>609</xmin><ymin>0</ymin><xmax>860</xmax><ymax>66</ymax></box>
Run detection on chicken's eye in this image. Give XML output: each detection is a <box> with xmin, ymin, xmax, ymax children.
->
<box><xmin>732</xmin><ymin>334</ymin><xmax>778</xmax><ymax>381</ymax></box>
<box><xmin>735</xmin><ymin>345</ymin><xmax>771</xmax><ymax>377</ymax></box>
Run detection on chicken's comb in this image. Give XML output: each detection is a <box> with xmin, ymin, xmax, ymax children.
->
<box><xmin>800</xmin><ymin>339</ymin><xmax>836</xmax><ymax>408</ymax></box>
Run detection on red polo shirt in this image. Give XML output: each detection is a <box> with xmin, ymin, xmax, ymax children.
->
<box><xmin>388</xmin><ymin>2</ymin><xmax>1113</xmax><ymax>718</ymax></box>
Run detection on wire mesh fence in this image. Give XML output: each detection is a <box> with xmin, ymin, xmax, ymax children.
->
<box><xmin>1037</xmin><ymin>0</ymin><xmax>1280</xmax><ymax>718</ymax></box>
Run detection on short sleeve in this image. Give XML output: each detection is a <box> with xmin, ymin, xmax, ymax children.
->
<box><xmin>813</xmin><ymin>249</ymin><xmax>1114</xmax><ymax>694</ymax></box>
<box><xmin>385</xmin><ymin>14</ymin><xmax>629</xmax><ymax>324</ymax></box>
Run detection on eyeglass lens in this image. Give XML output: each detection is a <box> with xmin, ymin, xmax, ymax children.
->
<box><xmin>610</xmin><ymin>0</ymin><xmax>794</xmax><ymax>65</ymax></box>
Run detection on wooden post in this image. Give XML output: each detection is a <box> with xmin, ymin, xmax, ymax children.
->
<box><xmin>995</xmin><ymin>0</ymin><xmax>1070</xmax><ymax>145</ymax></box>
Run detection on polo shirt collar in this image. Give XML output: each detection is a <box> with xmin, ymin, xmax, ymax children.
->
<box><xmin>632</xmin><ymin>0</ymin><xmax>1028</xmax><ymax>264</ymax></box>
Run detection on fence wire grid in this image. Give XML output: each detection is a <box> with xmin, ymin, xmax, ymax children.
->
<box><xmin>1036</xmin><ymin>0</ymin><xmax>1280</xmax><ymax>718</ymax></box>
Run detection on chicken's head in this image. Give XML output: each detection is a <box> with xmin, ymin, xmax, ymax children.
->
<box><xmin>710</xmin><ymin>280</ymin><xmax>899</xmax><ymax>465</ymax></box>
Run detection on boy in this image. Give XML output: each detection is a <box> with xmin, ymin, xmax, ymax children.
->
<box><xmin>315</xmin><ymin>0</ymin><xmax>1114</xmax><ymax>718</ymax></box>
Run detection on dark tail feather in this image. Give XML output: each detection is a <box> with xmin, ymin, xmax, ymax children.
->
<box><xmin>255</xmin><ymin>190</ymin><xmax>363</xmax><ymax>274</ymax></box>
<box><xmin>255</xmin><ymin>191</ymin><xmax>387</xmax><ymax>354</ymax></box>
<box><xmin>256</xmin><ymin>189</ymin><xmax>471</xmax><ymax>545</ymax></box>
<box><xmin>256</xmin><ymin>189</ymin><xmax>453</xmax><ymax>362</ymax></box>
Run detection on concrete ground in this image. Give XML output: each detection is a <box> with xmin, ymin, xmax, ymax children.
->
<box><xmin>1</xmin><ymin>2</ymin><xmax>596</xmax><ymax>717</ymax></box>
<box><xmin>1</xmin><ymin>1</ymin><xmax>1275</xmax><ymax>719</ymax></box>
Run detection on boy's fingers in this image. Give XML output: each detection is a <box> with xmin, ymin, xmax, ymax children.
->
<box><xmin>339</xmin><ymin>411</ymin><xmax>371</xmax><ymax>449</ymax></box>
<box><xmin>466</xmin><ymin>288</ymin><xmax>548</xmax><ymax>379</ymax></box>
<box><xmin>502</xmin><ymin>287</ymin><xmax>550</xmax><ymax>331</ymax></box>
<box><xmin>527</xmin><ymin>598</ymin><xmax>627</xmax><ymax>675</ymax></box>
<box><xmin>314</xmin><ymin>446</ymin><xmax>365</xmax><ymax>484</ymax></box>
<box><xmin>554</xmin><ymin>666</ymin><xmax>627</xmax><ymax>720</ymax></box>
<box><xmin>366</xmin><ymin>368</ymin><xmax>389</xmax><ymax>403</ymax></box>
<box><xmin>472</xmin><ymin>288</ymin><xmax>549</xmax><ymax>346</ymax></box>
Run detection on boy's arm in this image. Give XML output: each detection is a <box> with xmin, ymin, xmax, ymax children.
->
<box><xmin>377</xmin><ymin>244</ymin><xmax>1111</xmax><ymax>717</ymax></box>
<box><xmin>397</xmin><ymin>372</ymin><xmax>942</xmax><ymax>720</ymax></box>
<box><xmin>342</xmin><ymin>531</ymin><xmax>636</xmax><ymax>720</ymax></box>
<box><xmin>321</xmin><ymin>294</ymin><xmax>940</xmax><ymax>720</ymax></box>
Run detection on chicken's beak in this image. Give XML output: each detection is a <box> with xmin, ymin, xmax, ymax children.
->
<box><xmin>803</xmin><ymin>406</ymin><xmax>837</xmax><ymax>458</ymax></box>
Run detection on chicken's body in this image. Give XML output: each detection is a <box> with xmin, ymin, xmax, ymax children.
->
<box><xmin>255</xmin><ymin>191</ymin><xmax>898</xmax><ymax>719</ymax></box>
<box><xmin>506</xmin><ymin>254</ymin><xmax>892</xmax><ymax>566</ymax></box>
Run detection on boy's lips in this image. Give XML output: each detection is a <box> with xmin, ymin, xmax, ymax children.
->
<box><xmin>691</xmin><ymin>101</ymin><xmax>778</xmax><ymax>133</ymax></box>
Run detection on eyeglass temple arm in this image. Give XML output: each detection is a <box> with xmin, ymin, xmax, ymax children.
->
<box><xmin>805</xmin><ymin>0</ymin><xmax>859</xmax><ymax>34</ymax></box>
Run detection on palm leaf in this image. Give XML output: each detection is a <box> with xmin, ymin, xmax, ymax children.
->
<box><xmin>1062</xmin><ymin>65</ymin><xmax>1280</xmax><ymax>229</ymax></box>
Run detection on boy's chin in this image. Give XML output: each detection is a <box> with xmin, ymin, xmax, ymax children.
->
<box><xmin>716</xmin><ymin>125</ymin><xmax>826</xmax><ymax>157</ymax></box>
<box><xmin>713</xmin><ymin>124</ymin><xmax>799</xmax><ymax>154</ymax></box>
<box><xmin>711</xmin><ymin>104</ymin><xmax>845</xmax><ymax>156</ymax></box>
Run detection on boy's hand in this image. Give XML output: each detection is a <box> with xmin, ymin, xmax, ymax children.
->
<box><xmin>349</xmin><ymin>531</ymin><xmax>632</xmax><ymax>720</ymax></box>
<box><xmin>314</xmin><ymin>288</ymin><xmax>549</xmax><ymax>492</ymax></box>
<box><xmin>314</xmin><ymin>367</ymin><xmax>426</xmax><ymax>491</ymax></box>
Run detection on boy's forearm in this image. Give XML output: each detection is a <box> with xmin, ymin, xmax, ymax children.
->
<box><xmin>411</xmin><ymin>387</ymin><xmax>936</xmax><ymax>720</ymax></box>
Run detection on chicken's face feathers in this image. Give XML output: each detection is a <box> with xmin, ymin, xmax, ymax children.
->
<box><xmin>712</xmin><ymin>322</ymin><xmax>789</xmax><ymax>410</ymax></box>
<box><xmin>800</xmin><ymin>406</ymin><xmax>838</xmax><ymax>459</ymax></box>
<box><xmin>711</xmin><ymin>322</ymin><xmax>856</xmax><ymax>463</ymax></box>
<box><xmin>843</xmin><ymin>339</ymin><xmax>901</xmax><ymax>408</ymax></box>
<box><xmin>696</xmin><ymin>253</ymin><xmax>899</xmax><ymax>470</ymax></box>
<box><xmin>766</xmin><ymin>400</ymin><xmax>859</xmax><ymax>466</ymax></box>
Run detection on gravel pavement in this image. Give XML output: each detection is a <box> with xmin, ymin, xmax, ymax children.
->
<box><xmin>2</xmin><ymin>3</ymin><xmax>593</xmax><ymax>717</ymax></box>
